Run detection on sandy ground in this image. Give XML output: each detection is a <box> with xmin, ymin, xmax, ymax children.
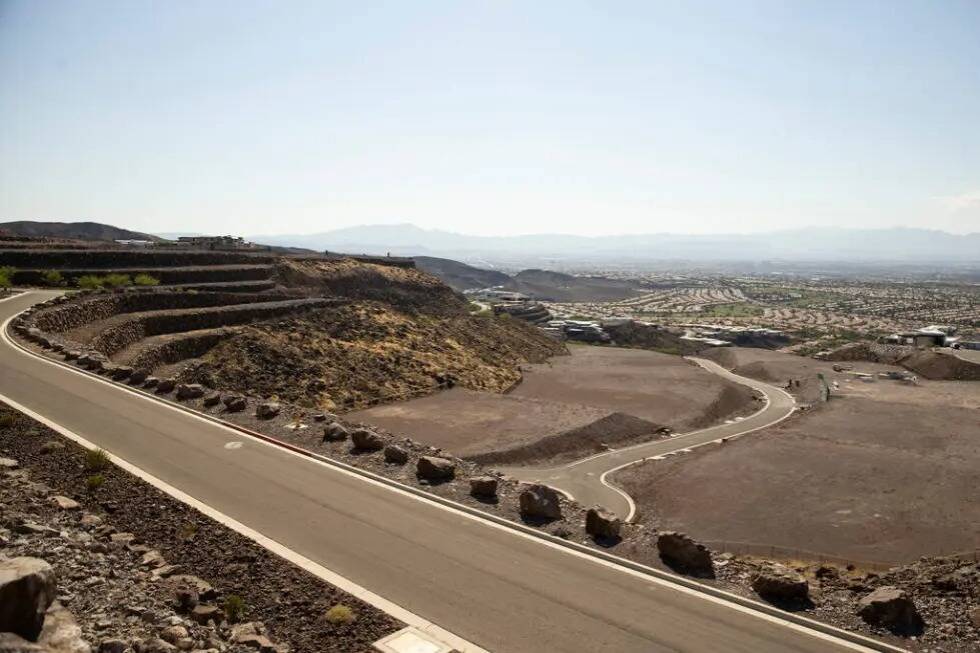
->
<box><xmin>616</xmin><ymin>394</ymin><xmax>980</xmax><ymax>564</ymax></box>
<box><xmin>349</xmin><ymin>345</ymin><xmax>755</xmax><ymax>462</ymax></box>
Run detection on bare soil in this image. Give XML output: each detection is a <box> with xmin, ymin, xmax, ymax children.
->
<box><xmin>350</xmin><ymin>345</ymin><xmax>754</xmax><ymax>465</ymax></box>
<box><xmin>616</xmin><ymin>395</ymin><xmax>980</xmax><ymax>565</ymax></box>
<box><xmin>511</xmin><ymin>345</ymin><xmax>756</xmax><ymax>430</ymax></box>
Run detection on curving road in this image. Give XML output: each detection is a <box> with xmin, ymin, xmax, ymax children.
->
<box><xmin>498</xmin><ymin>359</ymin><xmax>796</xmax><ymax>520</ymax></box>
<box><xmin>0</xmin><ymin>292</ymin><xmax>888</xmax><ymax>653</ymax></box>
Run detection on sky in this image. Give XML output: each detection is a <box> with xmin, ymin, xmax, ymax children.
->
<box><xmin>2</xmin><ymin>0</ymin><xmax>979</xmax><ymax>237</ymax></box>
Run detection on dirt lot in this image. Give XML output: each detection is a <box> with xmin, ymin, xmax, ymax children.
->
<box><xmin>511</xmin><ymin>345</ymin><xmax>755</xmax><ymax>429</ymax></box>
<box><xmin>616</xmin><ymin>394</ymin><xmax>980</xmax><ymax>564</ymax></box>
<box><xmin>349</xmin><ymin>345</ymin><xmax>755</xmax><ymax>464</ymax></box>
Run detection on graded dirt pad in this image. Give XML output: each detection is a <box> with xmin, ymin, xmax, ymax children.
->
<box><xmin>616</xmin><ymin>395</ymin><xmax>980</xmax><ymax>565</ymax></box>
<box><xmin>511</xmin><ymin>345</ymin><xmax>756</xmax><ymax>430</ymax></box>
<box><xmin>346</xmin><ymin>388</ymin><xmax>611</xmax><ymax>459</ymax></box>
<box><xmin>350</xmin><ymin>345</ymin><xmax>754</xmax><ymax>465</ymax></box>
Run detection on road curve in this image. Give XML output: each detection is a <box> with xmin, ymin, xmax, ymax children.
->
<box><xmin>0</xmin><ymin>292</ymin><xmax>877</xmax><ymax>653</ymax></box>
<box><xmin>497</xmin><ymin>359</ymin><xmax>796</xmax><ymax>520</ymax></box>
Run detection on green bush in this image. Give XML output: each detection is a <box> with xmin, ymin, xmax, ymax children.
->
<box><xmin>223</xmin><ymin>595</ymin><xmax>247</xmax><ymax>623</ymax></box>
<box><xmin>84</xmin><ymin>448</ymin><xmax>110</xmax><ymax>472</ymax></box>
<box><xmin>77</xmin><ymin>275</ymin><xmax>105</xmax><ymax>289</ymax></box>
<box><xmin>0</xmin><ymin>413</ymin><xmax>16</xmax><ymax>428</ymax></box>
<box><xmin>102</xmin><ymin>273</ymin><xmax>132</xmax><ymax>288</ymax></box>
<box><xmin>41</xmin><ymin>270</ymin><xmax>64</xmax><ymax>286</ymax></box>
<box><xmin>324</xmin><ymin>604</ymin><xmax>356</xmax><ymax>625</ymax></box>
<box><xmin>132</xmin><ymin>273</ymin><xmax>160</xmax><ymax>287</ymax></box>
<box><xmin>85</xmin><ymin>474</ymin><xmax>105</xmax><ymax>493</ymax></box>
<box><xmin>0</xmin><ymin>266</ymin><xmax>14</xmax><ymax>289</ymax></box>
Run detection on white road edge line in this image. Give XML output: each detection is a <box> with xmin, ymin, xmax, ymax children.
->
<box><xmin>1</xmin><ymin>295</ymin><xmax>905</xmax><ymax>653</ymax></box>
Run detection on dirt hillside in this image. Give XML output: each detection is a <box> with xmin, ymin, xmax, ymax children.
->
<box><xmin>185</xmin><ymin>301</ymin><xmax>565</xmax><ymax>410</ymax></box>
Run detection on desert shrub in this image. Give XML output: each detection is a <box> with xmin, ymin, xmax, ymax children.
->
<box><xmin>41</xmin><ymin>270</ymin><xmax>64</xmax><ymax>286</ymax></box>
<box><xmin>0</xmin><ymin>413</ymin><xmax>16</xmax><ymax>428</ymax></box>
<box><xmin>39</xmin><ymin>440</ymin><xmax>64</xmax><ymax>454</ymax></box>
<box><xmin>85</xmin><ymin>474</ymin><xmax>105</xmax><ymax>493</ymax></box>
<box><xmin>0</xmin><ymin>266</ymin><xmax>14</xmax><ymax>289</ymax></box>
<box><xmin>223</xmin><ymin>595</ymin><xmax>247</xmax><ymax>622</ymax></box>
<box><xmin>84</xmin><ymin>447</ymin><xmax>110</xmax><ymax>472</ymax></box>
<box><xmin>178</xmin><ymin>521</ymin><xmax>198</xmax><ymax>541</ymax></box>
<box><xmin>102</xmin><ymin>273</ymin><xmax>132</xmax><ymax>288</ymax></box>
<box><xmin>77</xmin><ymin>275</ymin><xmax>105</xmax><ymax>289</ymax></box>
<box><xmin>323</xmin><ymin>604</ymin><xmax>355</xmax><ymax>625</ymax></box>
<box><xmin>133</xmin><ymin>273</ymin><xmax>160</xmax><ymax>286</ymax></box>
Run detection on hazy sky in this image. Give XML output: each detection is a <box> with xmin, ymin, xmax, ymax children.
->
<box><xmin>2</xmin><ymin>1</ymin><xmax>979</xmax><ymax>236</ymax></box>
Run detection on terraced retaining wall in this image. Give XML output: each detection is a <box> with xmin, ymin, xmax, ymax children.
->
<box><xmin>125</xmin><ymin>328</ymin><xmax>240</xmax><ymax>371</ymax></box>
<box><xmin>89</xmin><ymin>298</ymin><xmax>334</xmax><ymax>355</ymax></box>
<box><xmin>31</xmin><ymin>291</ymin><xmax>289</xmax><ymax>333</ymax></box>
<box><xmin>13</xmin><ymin>264</ymin><xmax>273</xmax><ymax>285</ymax></box>
<box><xmin>0</xmin><ymin>248</ymin><xmax>274</xmax><ymax>268</ymax></box>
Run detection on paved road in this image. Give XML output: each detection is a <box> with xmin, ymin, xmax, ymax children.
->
<box><xmin>498</xmin><ymin>359</ymin><xmax>797</xmax><ymax>520</ymax></box>
<box><xmin>0</xmin><ymin>292</ymin><xmax>874</xmax><ymax>653</ymax></box>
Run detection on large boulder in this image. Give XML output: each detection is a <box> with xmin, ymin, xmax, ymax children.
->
<box><xmin>416</xmin><ymin>456</ymin><xmax>455</xmax><ymax>481</ymax></box>
<box><xmin>656</xmin><ymin>532</ymin><xmax>713</xmax><ymax>577</ymax></box>
<box><xmin>175</xmin><ymin>384</ymin><xmax>204</xmax><ymax>400</ymax></box>
<box><xmin>519</xmin><ymin>484</ymin><xmax>562</xmax><ymax>521</ymax></box>
<box><xmin>322</xmin><ymin>422</ymin><xmax>349</xmax><ymax>442</ymax></box>
<box><xmin>751</xmin><ymin>564</ymin><xmax>809</xmax><ymax>603</ymax></box>
<box><xmin>0</xmin><ymin>557</ymin><xmax>57</xmax><ymax>641</ymax></box>
<box><xmin>384</xmin><ymin>445</ymin><xmax>409</xmax><ymax>465</ymax></box>
<box><xmin>857</xmin><ymin>586</ymin><xmax>924</xmax><ymax>633</ymax></box>
<box><xmin>202</xmin><ymin>393</ymin><xmax>221</xmax><ymax>407</ymax></box>
<box><xmin>155</xmin><ymin>378</ymin><xmax>176</xmax><ymax>394</ymax></box>
<box><xmin>255</xmin><ymin>401</ymin><xmax>280</xmax><ymax>419</ymax></box>
<box><xmin>469</xmin><ymin>476</ymin><xmax>498</xmax><ymax>499</ymax></box>
<box><xmin>222</xmin><ymin>394</ymin><xmax>246</xmax><ymax>412</ymax></box>
<box><xmin>585</xmin><ymin>505</ymin><xmax>622</xmax><ymax>539</ymax></box>
<box><xmin>110</xmin><ymin>366</ymin><xmax>133</xmax><ymax>381</ymax></box>
<box><xmin>350</xmin><ymin>428</ymin><xmax>384</xmax><ymax>451</ymax></box>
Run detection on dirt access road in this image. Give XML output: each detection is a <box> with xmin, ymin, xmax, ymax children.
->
<box><xmin>498</xmin><ymin>358</ymin><xmax>796</xmax><ymax>519</ymax></box>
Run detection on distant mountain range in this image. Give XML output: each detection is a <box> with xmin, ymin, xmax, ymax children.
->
<box><xmin>250</xmin><ymin>224</ymin><xmax>980</xmax><ymax>265</ymax></box>
<box><xmin>0</xmin><ymin>220</ymin><xmax>162</xmax><ymax>242</ymax></box>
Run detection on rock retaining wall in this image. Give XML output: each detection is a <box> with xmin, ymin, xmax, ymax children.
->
<box><xmin>0</xmin><ymin>248</ymin><xmax>274</xmax><ymax>268</ymax></box>
<box><xmin>13</xmin><ymin>264</ymin><xmax>273</xmax><ymax>286</ymax></box>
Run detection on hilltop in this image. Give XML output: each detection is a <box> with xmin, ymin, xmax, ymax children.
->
<box><xmin>0</xmin><ymin>220</ymin><xmax>164</xmax><ymax>242</ymax></box>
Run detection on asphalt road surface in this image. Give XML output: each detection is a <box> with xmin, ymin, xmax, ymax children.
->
<box><xmin>0</xmin><ymin>291</ymin><xmax>878</xmax><ymax>653</ymax></box>
<box><xmin>499</xmin><ymin>359</ymin><xmax>797</xmax><ymax>519</ymax></box>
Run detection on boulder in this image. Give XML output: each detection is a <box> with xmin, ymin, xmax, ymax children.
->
<box><xmin>383</xmin><ymin>445</ymin><xmax>409</xmax><ymax>465</ymax></box>
<box><xmin>0</xmin><ymin>557</ymin><xmax>57</xmax><ymax>640</ymax></box>
<box><xmin>255</xmin><ymin>401</ymin><xmax>280</xmax><ymax>419</ymax></box>
<box><xmin>469</xmin><ymin>476</ymin><xmax>498</xmax><ymax>499</ymax></box>
<box><xmin>322</xmin><ymin>422</ymin><xmax>349</xmax><ymax>442</ymax></box>
<box><xmin>416</xmin><ymin>456</ymin><xmax>455</xmax><ymax>481</ymax></box>
<box><xmin>857</xmin><ymin>586</ymin><xmax>924</xmax><ymax>633</ymax></box>
<box><xmin>656</xmin><ymin>532</ymin><xmax>713</xmax><ymax>576</ymax></box>
<box><xmin>142</xmin><ymin>376</ymin><xmax>159</xmax><ymax>388</ymax></box>
<box><xmin>155</xmin><ymin>379</ymin><xmax>176</xmax><ymax>394</ymax></box>
<box><xmin>159</xmin><ymin>625</ymin><xmax>188</xmax><ymax>645</ymax></box>
<box><xmin>518</xmin><ymin>484</ymin><xmax>562</xmax><ymax>520</ymax></box>
<box><xmin>202</xmin><ymin>393</ymin><xmax>221</xmax><ymax>407</ymax></box>
<box><xmin>0</xmin><ymin>457</ymin><xmax>19</xmax><ymax>469</ymax></box>
<box><xmin>128</xmin><ymin>370</ymin><xmax>148</xmax><ymax>385</ymax></box>
<box><xmin>175</xmin><ymin>384</ymin><xmax>204</xmax><ymax>400</ymax></box>
<box><xmin>751</xmin><ymin>564</ymin><xmax>809</xmax><ymax>602</ymax></box>
<box><xmin>138</xmin><ymin>638</ymin><xmax>176</xmax><ymax>653</ymax></box>
<box><xmin>585</xmin><ymin>505</ymin><xmax>622</xmax><ymax>539</ymax></box>
<box><xmin>97</xmin><ymin>639</ymin><xmax>127</xmax><ymax>653</ymax></box>
<box><xmin>37</xmin><ymin>602</ymin><xmax>90</xmax><ymax>653</ymax></box>
<box><xmin>223</xmin><ymin>395</ymin><xmax>246</xmax><ymax>412</ymax></box>
<box><xmin>63</xmin><ymin>350</ymin><xmax>81</xmax><ymax>361</ymax></box>
<box><xmin>110</xmin><ymin>366</ymin><xmax>133</xmax><ymax>381</ymax></box>
<box><xmin>350</xmin><ymin>428</ymin><xmax>384</xmax><ymax>451</ymax></box>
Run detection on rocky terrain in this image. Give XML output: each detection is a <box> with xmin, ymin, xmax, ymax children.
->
<box><xmin>0</xmin><ymin>405</ymin><xmax>401</xmax><ymax>653</ymax></box>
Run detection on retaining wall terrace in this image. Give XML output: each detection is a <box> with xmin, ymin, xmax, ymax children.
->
<box><xmin>31</xmin><ymin>291</ymin><xmax>289</xmax><ymax>334</ymax></box>
<box><xmin>89</xmin><ymin>298</ymin><xmax>333</xmax><ymax>356</ymax></box>
<box><xmin>0</xmin><ymin>248</ymin><xmax>274</xmax><ymax>268</ymax></box>
<box><xmin>124</xmin><ymin>328</ymin><xmax>239</xmax><ymax>371</ymax></box>
<box><xmin>13</xmin><ymin>264</ymin><xmax>273</xmax><ymax>285</ymax></box>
